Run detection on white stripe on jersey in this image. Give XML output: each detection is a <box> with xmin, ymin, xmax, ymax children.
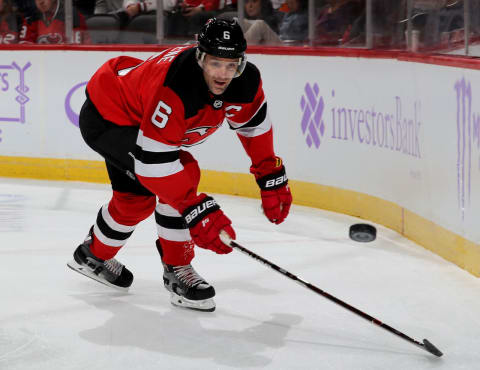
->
<box><xmin>137</xmin><ymin>129</ymin><xmax>179</xmax><ymax>152</ymax></box>
<box><xmin>134</xmin><ymin>158</ymin><xmax>184</xmax><ymax>178</ymax></box>
<box><xmin>93</xmin><ymin>224</ymin><xmax>127</xmax><ymax>247</ymax></box>
<box><xmin>135</xmin><ymin>130</ymin><xmax>183</xmax><ymax>177</ymax></box>
<box><xmin>236</xmin><ymin>113</ymin><xmax>272</xmax><ymax>138</ymax></box>
<box><xmin>101</xmin><ymin>204</ymin><xmax>136</xmax><ymax>233</ymax></box>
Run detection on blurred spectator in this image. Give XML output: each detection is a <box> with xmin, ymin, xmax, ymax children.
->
<box><xmin>324</xmin><ymin>0</ymin><xmax>405</xmax><ymax>48</ymax></box>
<box><xmin>246</xmin><ymin>0</ymin><xmax>283</xmax><ymax>44</ymax></box>
<box><xmin>19</xmin><ymin>0</ymin><xmax>90</xmax><ymax>43</ymax></box>
<box><xmin>470</xmin><ymin>0</ymin><xmax>480</xmax><ymax>35</ymax></box>
<box><xmin>94</xmin><ymin>0</ymin><xmax>237</xmax><ymax>38</ymax></box>
<box><xmin>369</xmin><ymin>0</ymin><xmax>407</xmax><ymax>48</ymax></box>
<box><xmin>244</xmin><ymin>0</ymin><xmax>281</xmax><ymax>32</ymax></box>
<box><xmin>270</xmin><ymin>0</ymin><xmax>284</xmax><ymax>10</ymax></box>
<box><xmin>404</xmin><ymin>0</ymin><xmax>466</xmax><ymax>48</ymax></box>
<box><xmin>164</xmin><ymin>0</ymin><xmax>237</xmax><ymax>37</ymax></box>
<box><xmin>233</xmin><ymin>0</ymin><xmax>309</xmax><ymax>45</ymax></box>
<box><xmin>94</xmin><ymin>0</ymin><xmax>122</xmax><ymax>13</ymax></box>
<box><xmin>93</xmin><ymin>0</ymin><xmax>157</xmax><ymax>27</ymax></box>
<box><xmin>122</xmin><ymin>0</ymin><xmax>157</xmax><ymax>17</ymax></box>
<box><xmin>222</xmin><ymin>0</ymin><xmax>307</xmax><ymax>45</ymax></box>
<box><xmin>0</xmin><ymin>0</ymin><xmax>21</xmax><ymax>43</ymax></box>
<box><xmin>219</xmin><ymin>0</ymin><xmax>283</xmax><ymax>44</ymax></box>
<box><xmin>245</xmin><ymin>0</ymin><xmax>283</xmax><ymax>44</ymax></box>
<box><xmin>278</xmin><ymin>0</ymin><xmax>307</xmax><ymax>42</ymax></box>
<box><xmin>368</xmin><ymin>0</ymin><xmax>468</xmax><ymax>50</ymax></box>
<box><xmin>242</xmin><ymin>18</ymin><xmax>280</xmax><ymax>44</ymax></box>
<box><xmin>434</xmin><ymin>0</ymin><xmax>465</xmax><ymax>44</ymax></box>
<box><xmin>94</xmin><ymin>0</ymin><xmax>166</xmax><ymax>15</ymax></box>
<box><xmin>74</xmin><ymin>0</ymin><xmax>95</xmax><ymax>16</ymax></box>
<box><xmin>314</xmin><ymin>0</ymin><xmax>364</xmax><ymax>46</ymax></box>
<box><xmin>13</xmin><ymin>0</ymin><xmax>36</xmax><ymax>18</ymax></box>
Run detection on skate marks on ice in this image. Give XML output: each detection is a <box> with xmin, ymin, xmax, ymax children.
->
<box><xmin>71</xmin><ymin>292</ymin><xmax>302</xmax><ymax>368</ymax></box>
<box><xmin>0</xmin><ymin>329</ymin><xmax>39</xmax><ymax>364</ymax></box>
<box><xmin>0</xmin><ymin>193</ymin><xmax>27</xmax><ymax>232</ymax></box>
<box><xmin>0</xmin><ymin>328</ymin><xmax>62</xmax><ymax>370</ymax></box>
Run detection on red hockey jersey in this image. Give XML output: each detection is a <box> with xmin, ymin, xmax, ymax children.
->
<box><xmin>0</xmin><ymin>13</ymin><xmax>20</xmax><ymax>44</ymax></box>
<box><xmin>183</xmin><ymin>0</ymin><xmax>237</xmax><ymax>11</ymax></box>
<box><xmin>19</xmin><ymin>2</ymin><xmax>89</xmax><ymax>44</ymax></box>
<box><xmin>87</xmin><ymin>46</ymin><xmax>276</xmax><ymax>211</ymax></box>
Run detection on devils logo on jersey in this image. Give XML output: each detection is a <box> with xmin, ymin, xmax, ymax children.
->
<box><xmin>37</xmin><ymin>32</ymin><xmax>63</xmax><ymax>44</ymax></box>
<box><xmin>182</xmin><ymin>124</ymin><xmax>223</xmax><ymax>147</ymax></box>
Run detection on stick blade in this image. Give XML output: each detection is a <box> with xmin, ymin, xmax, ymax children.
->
<box><xmin>423</xmin><ymin>339</ymin><xmax>443</xmax><ymax>357</ymax></box>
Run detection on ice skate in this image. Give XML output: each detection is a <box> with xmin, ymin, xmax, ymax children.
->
<box><xmin>156</xmin><ymin>241</ymin><xmax>216</xmax><ymax>312</ymax></box>
<box><xmin>67</xmin><ymin>227</ymin><xmax>133</xmax><ymax>292</ymax></box>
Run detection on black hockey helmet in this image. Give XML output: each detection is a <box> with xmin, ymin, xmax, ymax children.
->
<box><xmin>198</xmin><ymin>18</ymin><xmax>247</xmax><ymax>58</ymax></box>
<box><xmin>196</xmin><ymin>18</ymin><xmax>247</xmax><ymax>77</ymax></box>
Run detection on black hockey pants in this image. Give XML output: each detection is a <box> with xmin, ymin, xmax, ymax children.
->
<box><xmin>79</xmin><ymin>93</ymin><xmax>153</xmax><ymax>196</ymax></box>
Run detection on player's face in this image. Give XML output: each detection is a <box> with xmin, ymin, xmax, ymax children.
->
<box><xmin>202</xmin><ymin>54</ymin><xmax>239</xmax><ymax>95</ymax></box>
<box><xmin>35</xmin><ymin>0</ymin><xmax>55</xmax><ymax>13</ymax></box>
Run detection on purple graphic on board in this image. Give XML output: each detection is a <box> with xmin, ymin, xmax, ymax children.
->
<box><xmin>300</xmin><ymin>83</ymin><xmax>325</xmax><ymax>148</ymax></box>
<box><xmin>454</xmin><ymin>78</ymin><xmax>480</xmax><ymax>219</ymax></box>
<box><xmin>65</xmin><ymin>81</ymin><xmax>87</xmax><ymax>127</ymax></box>
<box><xmin>0</xmin><ymin>62</ymin><xmax>31</xmax><ymax>123</ymax></box>
<box><xmin>299</xmin><ymin>83</ymin><xmax>422</xmax><ymax>159</ymax></box>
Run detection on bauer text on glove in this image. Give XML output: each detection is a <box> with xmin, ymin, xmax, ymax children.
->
<box><xmin>182</xmin><ymin>194</ymin><xmax>236</xmax><ymax>254</ymax></box>
<box><xmin>256</xmin><ymin>163</ymin><xmax>292</xmax><ymax>224</ymax></box>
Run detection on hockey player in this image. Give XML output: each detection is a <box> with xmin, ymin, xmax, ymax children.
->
<box><xmin>67</xmin><ymin>18</ymin><xmax>292</xmax><ymax>312</ymax></box>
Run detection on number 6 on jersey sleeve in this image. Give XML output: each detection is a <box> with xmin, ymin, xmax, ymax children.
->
<box><xmin>151</xmin><ymin>100</ymin><xmax>172</xmax><ymax>128</ymax></box>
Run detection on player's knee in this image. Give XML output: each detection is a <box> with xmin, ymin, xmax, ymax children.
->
<box><xmin>111</xmin><ymin>191</ymin><xmax>156</xmax><ymax>221</ymax></box>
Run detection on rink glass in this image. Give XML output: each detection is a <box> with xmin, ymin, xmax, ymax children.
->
<box><xmin>3</xmin><ymin>0</ymin><xmax>478</xmax><ymax>56</ymax></box>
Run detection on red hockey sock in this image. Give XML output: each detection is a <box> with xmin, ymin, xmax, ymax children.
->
<box><xmin>90</xmin><ymin>233</ymin><xmax>121</xmax><ymax>260</ymax></box>
<box><xmin>89</xmin><ymin>191</ymin><xmax>156</xmax><ymax>260</ymax></box>
<box><xmin>158</xmin><ymin>237</ymin><xmax>195</xmax><ymax>266</ymax></box>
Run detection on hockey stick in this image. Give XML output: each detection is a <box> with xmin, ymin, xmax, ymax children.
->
<box><xmin>219</xmin><ymin>232</ymin><xmax>443</xmax><ymax>357</ymax></box>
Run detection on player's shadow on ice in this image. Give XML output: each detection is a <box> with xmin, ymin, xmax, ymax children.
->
<box><xmin>71</xmin><ymin>292</ymin><xmax>302</xmax><ymax>368</ymax></box>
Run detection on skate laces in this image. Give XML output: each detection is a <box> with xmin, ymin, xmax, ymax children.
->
<box><xmin>173</xmin><ymin>265</ymin><xmax>205</xmax><ymax>287</ymax></box>
<box><xmin>104</xmin><ymin>259</ymin><xmax>123</xmax><ymax>276</ymax></box>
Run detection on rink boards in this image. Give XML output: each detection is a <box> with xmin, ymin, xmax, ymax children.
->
<box><xmin>0</xmin><ymin>48</ymin><xmax>480</xmax><ymax>276</ymax></box>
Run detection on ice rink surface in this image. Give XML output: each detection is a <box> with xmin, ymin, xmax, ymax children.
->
<box><xmin>1</xmin><ymin>178</ymin><xmax>480</xmax><ymax>370</ymax></box>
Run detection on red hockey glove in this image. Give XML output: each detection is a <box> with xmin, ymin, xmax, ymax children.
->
<box><xmin>256</xmin><ymin>163</ymin><xmax>292</xmax><ymax>225</ymax></box>
<box><xmin>182</xmin><ymin>194</ymin><xmax>236</xmax><ymax>254</ymax></box>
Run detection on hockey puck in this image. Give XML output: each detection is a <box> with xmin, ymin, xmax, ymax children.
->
<box><xmin>349</xmin><ymin>223</ymin><xmax>376</xmax><ymax>242</ymax></box>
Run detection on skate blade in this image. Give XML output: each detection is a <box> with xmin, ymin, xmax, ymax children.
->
<box><xmin>170</xmin><ymin>292</ymin><xmax>215</xmax><ymax>312</ymax></box>
<box><xmin>67</xmin><ymin>260</ymin><xmax>129</xmax><ymax>293</ymax></box>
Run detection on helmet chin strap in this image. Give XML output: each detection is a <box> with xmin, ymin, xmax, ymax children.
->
<box><xmin>195</xmin><ymin>48</ymin><xmax>247</xmax><ymax>78</ymax></box>
<box><xmin>196</xmin><ymin>48</ymin><xmax>207</xmax><ymax>70</ymax></box>
<box><xmin>235</xmin><ymin>55</ymin><xmax>247</xmax><ymax>78</ymax></box>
